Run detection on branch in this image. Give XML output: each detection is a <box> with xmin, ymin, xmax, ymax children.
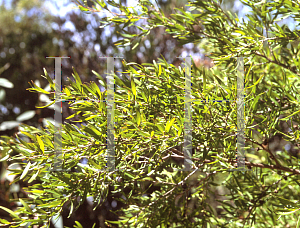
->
<box><xmin>166</xmin><ymin>154</ymin><xmax>300</xmax><ymax>175</ymax></box>
<box><xmin>255</xmin><ymin>51</ymin><xmax>299</xmax><ymax>76</ymax></box>
<box><xmin>245</xmin><ymin>137</ymin><xmax>282</xmax><ymax>167</ymax></box>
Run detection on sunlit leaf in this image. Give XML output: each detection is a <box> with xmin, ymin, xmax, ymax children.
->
<box><xmin>36</xmin><ymin>135</ymin><xmax>44</xmax><ymax>154</ymax></box>
<box><xmin>0</xmin><ymin>206</ymin><xmax>20</xmax><ymax>219</ymax></box>
<box><xmin>19</xmin><ymin>198</ymin><xmax>33</xmax><ymax>213</ymax></box>
<box><xmin>20</xmin><ymin>162</ymin><xmax>31</xmax><ymax>180</ymax></box>
<box><xmin>165</xmin><ymin>117</ymin><xmax>176</xmax><ymax>133</ymax></box>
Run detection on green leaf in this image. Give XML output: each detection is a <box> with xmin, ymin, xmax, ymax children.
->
<box><xmin>68</xmin><ymin>201</ymin><xmax>74</xmax><ymax>218</ymax></box>
<box><xmin>158</xmin><ymin>64</ymin><xmax>162</xmax><ymax>76</ymax></box>
<box><xmin>139</xmin><ymin>131</ymin><xmax>150</xmax><ymax>137</ymax></box>
<box><xmin>281</xmin><ymin>110</ymin><xmax>300</xmax><ymax>121</ymax></box>
<box><xmin>36</xmin><ymin>135</ymin><xmax>44</xmax><ymax>154</ymax></box>
<box><xmin>39</xmin><ymin>200</ymin><xmax>62</xmax><ymax>208</ymax></box>
<box><xmin>114</xmin><ymin>74</ymin><xmax>126</xmax><ymax>88</ymax></box>
<box><xmin>36</xmin><ymin>100</ymin><xmax>55</xmax><ymax>109</ymax></box>
<box><xmin>157</xmin><ymin>124</ymin><xmax>164</xmax><ymax>134</ymax></box>
<box><xmin>28</xmin><ymin>169</ymin><xmax>40</xmax><ymax>183</ymax></box>
<box><xmin>0</xmin><ymin>154</ymin><xmax>9</xmax><ymax>162</ymax></box>
<box><xmin>83</xmin><ymin>125</ymin><xmax>102</xmax><ymax>140</ymax></box>
<box><xmin>296</xmin><ymin>214</ymin><xmax>300</xmax><ymax>228</ymax></box>
<box><xmin>72</xmin><ymin>67</ymin><xmax>82</xmax><ymax>87</ymax></box>
<box><xmin>75</xmin><ymin>221</ymin><xmax>84</xmax><ymax>228</ymax></box>
<box><xmin>132</xmin><ymin>41</ymin><xmax>140</xmax><ymax>50</ymax></box>
<box><xmin>89</xmin><ymin>159</ymin><xmax>103</xmax><ymax>170</ymax></box>
<box><xmin>85</xmin><ymin>114</ymin><xmax>99</xmax><ymax>121</ymax></box>
<box><xmin>19</xmin><ymin>198</ymin><xmax>33</xmax><ymax>213</ymax></box>
<box><xmin>93</xmin><ymin>70</ymin><xmax>107</xmax><ymax>88</ymax></box>
<box><xmin>136</xmin><ymin>110</ymin><xmax>141</xmax><ymax>126</ymax></box>
<box><xmin>20</xmin><ymin>131</ymin><xmax>36</xmax><ymax>140</ymax></box>
<box><xmin>27</xmin><ymin>80</ymin><xmax>50</xmax><ymax>94</ymax></box>
<box><xmin>43</xmin><ymin>68</ymin><xmax>54</xmax><ymax>86</ymax></box>
<box><xmin>246</xmin><ymin>73</ymin><xmax>264</xmax><ymax>90</ymax></box>
<box><xmin>20</xmin><ymin>162</ymin><xmax>31</xmax><ymax>180</ymax></box>
<box><xmin>91</xmin><ymin>81</ymin><xmax>102</xmax><ymax>99</ymax></box>
<box><xmin>130</xmin><ymin>75</ymin><xmax>136</xmax><ymax>98</ymax></box>
<box><xmin>0</xmin><ymin>206</ymin><xmax>20</xmax><ymax>219</ymax></box>
<box><xmin>78</xmin><ymin>5</ymin><xmax>89</xmax><ymax>11</ymax></box>
<box><xmin>124</xmin><ymin>172</ymin><xmax>135</xmax><ymax>179</ymax></box>
<box><xmin>74</xmin><ymin>221</ymin><xmax>84</xmax><ymax>228</ymax></box>
<box><xmin>0</xmin><ymin>218</ymin><xmax>10</xmax><ymax>225</ymax></box>
<box><xmin>120</xmin><ymin>33</ymin><xmax>135</xmax><ymax>38</ymax></box>
<box><xmin>165</xmin><ymin>117</ymin><xmax>176</xmax><ymax>133</ymax></box>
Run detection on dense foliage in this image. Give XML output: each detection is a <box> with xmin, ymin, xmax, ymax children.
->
<box><xmin>1</xmin><ymin>0</ymin><xmax>300</xmax><ymax>227</ymax></box>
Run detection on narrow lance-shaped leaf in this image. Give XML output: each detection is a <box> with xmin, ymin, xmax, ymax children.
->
<box><xmin>36</xmin><ymin>135</ymin><xmax>44</xmax><ymax>154</ymax></box>
<box><xmin>0</xmin><ymin>206</ymin><xmax>20</xmax><ymax>219</ymax></box>
<box><xmin>19</xmin><ymin>198</ymin><xmax>33</xmax><ymax>213</ymax></box>
<box><xmin>20</xmin><ymin>162</ymin><xmax>31</xmax><ymax>180</ymax></box>
<box><xmin>72</xmin><ymin>66</ymin><xmax>82</xmax><ymax>87</ymax></box>
<box><xmin>130</xmin><ymin>74</ymin><xmax>136</xmax><ymax>99</ymax></box>
<box><xmin>136</xmin><ymin>109</ymin><xmax>141</xmax><ymax>126</ymax></box>
<box><xmin>28</xmin><ymin>169</ymin><xmax>40</xmax><ymax>183</ymax></box>
<box><xmin>42</xmin><ymin>68</ymin><xmax>55</xmax><ymax>91</ymax></box>
<box><xmin>165</xmin><ymin>117</ymin><xmax>176</xmax><ymax>133</ymax></box>
<box><xmin>36</xmin><ymin>100</ymin><xmax>55</xmax><ymax>109</ymax></box>
<box><xmin>75</xmin><ymin>221</ymin><xmax>84</xmax><ymax>228</ymax></box>
<box><xmin>0</xmin><ymin>218</ymin><xmax>10</xmax><ymax>225</ymax></box>
<box><xmin>27</xmin><ymin>80</ymin><xmax>50</xmax><ymax>94</ymax></box>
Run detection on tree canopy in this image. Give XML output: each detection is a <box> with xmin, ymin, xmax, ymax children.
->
<box><xmin>1</xmin><ymin>0</ymin><xmax>300</xmax><ymax>227</ymax></box>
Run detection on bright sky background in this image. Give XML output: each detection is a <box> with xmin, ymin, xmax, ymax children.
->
<box><xmin>1</xmin><ymin>0</ymin><xmax>298</xmax><ymax>59</ymax></box>
<box><xmin>2</xmin><ymin>0</ymin><xmax>297</xmax><ymax>34</ymax></box>
<box><xmin>2</xmin><ymin>0</ymin><xmax>297</xmax><ymax>30</ymax></box>
<box><xmin>1</xmin><ymin>0</ymin><xmax>298</xmax><ymax>77</ymax></box>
